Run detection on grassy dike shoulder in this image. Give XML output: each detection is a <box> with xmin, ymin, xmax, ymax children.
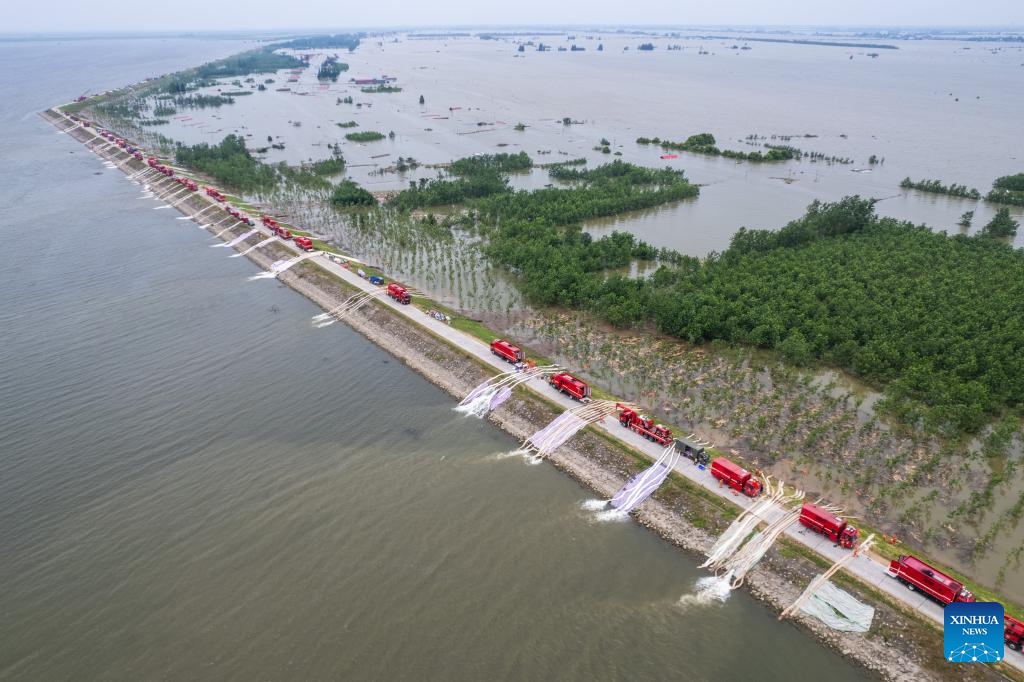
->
<box><xmin>49</xmin><ymin>108</ymin><xmax>1018</xmax><ymax>682</ymax></box>
<box><xmin>261</xmin><ymin>256</ymin><xmax>1014</xmax><ymax>682</ymax></box>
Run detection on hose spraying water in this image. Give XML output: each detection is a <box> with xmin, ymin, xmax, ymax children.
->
<box><xmin>700</xmin><ymin>480</ymin><xmax>811</xmax><ymax>588</ymax></box>
<box><xmin>700</xmin><ymin>477</ymin><xmax>790</xmax><ymax>571</ymax></box>
<box><xmin>168</xmin><ymin>189</ymin><xmax>199</xmax><ymax>208</ymax></box>
<box><xmin>191</xmin><ymin>204</ymin><xmax>219</xmax><ymax>221</ymax></box>
<box><xmin>312</xmin><ymin>284</ymin><xmax>423</xmax><ymax>327</ymax></box>
<box><xmin>212</xmin><ymin>217</ymin><xmax>239</xmax><ymax>238</ymax></box>
<box><xmin>522</xmin><ymin>401</ymin><xmax>626</xmax><ymax>460</ymax></box>
<box><xmin>609</xmin><ymin>443</ymin><xmax>680</xmax><ymax>513</ymax></box>
<box><xmin>214</xmin><ymin>228</ymin><xmax>258</xmax><ymax>248</ymax></box>
<box><xmin>779</xmin><ymin>534</ymin><xmax>877</xmax><ymax>624</ymax></box>
<box><xmin>249</xmin><ymin>251</ymin><xmax>319</xmax><ymax>280</ymax></box>
<box><xmin>311</xmin><ymin>290</ymin><xmax>384</xmax><ymax>326</ymax></box>
<box><xmin>231</xmin><ymin>236</ymin><xmax>279</xmax><ymax>257</ymax></box>
<box><xmin>455</xmin><ymin>366</ymin><xmax>560</xmax><ymax>417</ymax></box>
<box><xmin>718</xmin><ymin>500</ymin><xmax>805</xmax><ymax>589</ymax></box>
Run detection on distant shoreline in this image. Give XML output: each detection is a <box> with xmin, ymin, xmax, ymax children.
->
<box><xmin>686</xmin><ymin>35</ymin><xmax>898</xmax><ymax>49</ymax></box>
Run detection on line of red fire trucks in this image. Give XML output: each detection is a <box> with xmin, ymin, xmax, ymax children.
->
<box><xmin>90</xmin><ymin>124</ymin><xmax>328</xmax><ymax>262</ymax></box>
<box><xmin>71</xmin><ymin>116</ymin><xmax>1024</xmax><ymax>647</ymax></box>
<box><xmin>486</xmin><ymin>338</ymin><xmax>1024</xmax><ymax>643</ymax></box>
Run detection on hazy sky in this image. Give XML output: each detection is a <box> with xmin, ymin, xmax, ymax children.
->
<box><xmin>6</xmin><ymin>0</ymin><xmax>1023</xmax><ymax>33</ymax></box>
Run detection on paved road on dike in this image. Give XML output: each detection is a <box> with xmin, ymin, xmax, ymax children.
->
<box><xmin>294</xmin><ymin>242</ymin><xmax>1024</xmax><ymax>671</ymax></box>
<box><xmin>67</xmin><ymin>113</ymin><xmax>1023</xmax><ymax>671</ymax></box>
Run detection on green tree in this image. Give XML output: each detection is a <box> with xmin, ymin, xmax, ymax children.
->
<box><xmin>958</xmin><ymin>211</ymin><xmax>974</xmax><ymax>227</ymax></box>
<box><xmin>978</xmin><ymin>208</ymin><xmax>1019</xmax><ymax>239</ymax></box>
<box><xmin>330</xmin><ymin>180</ymin><xmax>377</xmax><ymax>207</ymax></box>
<box><xmin>778</xmin><ymin>330</ymin><xmax>813</xmax><ymax>366</ymax></box>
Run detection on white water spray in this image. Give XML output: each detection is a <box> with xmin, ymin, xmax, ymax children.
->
<box><xmin>212</xmin><ymin>218</ymin><xmax>238</xmax><ymax>238</ymax></box>
<box><xmin>311</xmin><ymin>283</ymin><xmax>421</xmax><ymax>326</ymax></box>
<box><xmin>609</xmin><ymin>444</ymin><xmax>679</xmax><ymax>513</ymax></box>
<box><xmin>780</xmin><ymin>534</ymin><xmax>876</xmax><ymax>624</ymax></box>
<box><xmin>701</xmin><ymin>481</ymin><xmax>809</xmax><ymax>589</ymax></box>
<box><xmin>455</xmin><ymin>366</ymin><xmax>560</xmax><ymax>418</ymax></box>
<box><xmin>701</xmin><ymin>478</ymin><xmax>789</xmax><ymax>571</ymax></box>
<box><xmin>592</xmin><ymin>508</ymin><xmax>629</xmax><ymax>523</ymax></box>
<box><xmin>213</xmin><ymin>228</ymin><xmax>257</xmax><ymax>248</ymax></box>
<box><xmin>677</xmin><ymin>574</ymin><xmax>734</xmax><ymax>610</ymax></box>
<box><xmin>249</xmin><ymin>252</ymin><xmax>319</xmax><ymax>280</ymax></box>
<box><xmin>231</xmin><ymin>236</ymin><xmax>279</xmax><ymax>257</ymax></box>
<box><xmin>191</xmin><ymin>204</ymin><xmax>218</xmax><ymax>221</ymax></box>
<box><xmin>521</xmin><ymin>401</ymin><xmax>626</xmax><ymax>460</ymax></box>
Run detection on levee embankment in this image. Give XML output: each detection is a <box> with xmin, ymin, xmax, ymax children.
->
<box><xmin>43</xmin><ymin>106</ymin><xmax>1019</xmax><ymax>682</ymax></box>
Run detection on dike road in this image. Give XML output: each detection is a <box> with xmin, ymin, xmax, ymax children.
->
<box><xmin>45</xmin><ymin>107</ymin><xmax>1023</xmax><ymax>677</ymax></box>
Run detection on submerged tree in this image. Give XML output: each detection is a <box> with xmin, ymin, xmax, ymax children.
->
<box><xmin>978</xmin><ymin>207</ymin><xmax>1019</xmax><ymax>239</ymax></box>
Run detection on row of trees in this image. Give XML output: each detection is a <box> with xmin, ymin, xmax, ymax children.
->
<box><xmin>448</xmin><ymin>151</ymin><xmax>532</xmax><ymax>176</ymax></box>
<box><xmin>900</xmin><ymin>177</ymin><xmax>982</xmax><ymax>199</ymax></box>
<box><xmin>162</xmin><ymin>48</ymin><xmax>304</xmax><ymax>94</ymax></box>
<box><xmin>345</xmin><ymin>131</ymin><xmax>385</xmax><ymax>142</ymax></box>
<box><xmin>272</xmin><ymin>35</ymin><xmax>362</xmax><ymax>51</ymax></box>
<box><xmin>637</xmin><ymin>133</ymin><xmax>795</xmax><ymax>162</ymax></box>
<box><xmin>547</xmin><ymin>159</ymin><xmax>684</xmax><ymax>185</ymax></box>
<box><xmin>472</xmin><ymin>170</ymin><xmax>698</xmax><ymax>225</ymax></box>
<box><xmin>898</xmin><ymin>172</ymin><xmax>1024</xmax><ymax>207</ymax></box>
<box><xmin>172</xmin><ymin>94</ymin><xmax>233</xmax><ymax>109</ymax></box>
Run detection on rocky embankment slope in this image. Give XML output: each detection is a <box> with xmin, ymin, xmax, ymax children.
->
<box><xmin>43</xmin><ymin>107</ymin><xmax>1018</xmax><ymax>682</ymax></box>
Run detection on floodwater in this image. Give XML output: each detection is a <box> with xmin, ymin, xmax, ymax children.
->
<box><xmin>0</xmin><ymin>36</ymin><xmax>867</xmax><ymax>680</ymax></box>
<box><xmin>151</xmin><ymin>32</ymin><xmax>1024</xmax><ymax>255</ymax></box>
<box><xmin>89</xmin><ymin>30</ymin><xmax>1024</xmax><ymax>598</ymax></box>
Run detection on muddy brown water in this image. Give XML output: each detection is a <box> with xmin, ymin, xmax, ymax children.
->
<box><xmin>0</xmin><ymin>36</ymin><xmax>872</xmax><ymax>680</ymax></box>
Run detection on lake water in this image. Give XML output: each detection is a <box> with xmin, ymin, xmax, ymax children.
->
<box><xmin>0</xmin><ymin>36</ymin><xmax>866</xmax><ymax>680</ymax></box>
<box><xmin>146</xmin><ymin>32</ymin><xmax>1024</xmax><ymax>255</ymax></box>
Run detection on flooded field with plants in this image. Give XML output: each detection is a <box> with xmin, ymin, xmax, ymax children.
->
<box><xmin>76</xmin><ymin>29</ymin><xmax>1024</xmax><ymax>599</ymax></box>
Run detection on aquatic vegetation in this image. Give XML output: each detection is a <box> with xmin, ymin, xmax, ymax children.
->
<box><xmin>448</xmin><ymin>152</ymin><xmax>532</xmax><ymax>175</ymax></box>
<box><xmin>987</xmin><ymin>173</ymin><xmax>1024</xmax><ymax>206</ymax></box>
<box><xmin>900</xmin><ymin>177</ymin><xmax>981</xmax><ymax>199</ymax></box>
<box><xmin>637</xmin><ymin>133</ymin><xmax>796</xmax><ymax>162</ymax></box>
<box><xmin>345</xmin><ymin>131</ymin><xmax>386</xmax><ymax>142</ymax></box>
<box><xmin>317</xmin><ymin>57</ymin><xmax>349</xmax><ymax>81</ymax></box>
<box><xmin>330</xmin><ymin>180</ymin><xmax>377</xmax><ymax>207</ymax></box>
<box><xmin>977</xmin><ymin>207</ymin><xmax>1019</xmax><ymax>239</ymax></box>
